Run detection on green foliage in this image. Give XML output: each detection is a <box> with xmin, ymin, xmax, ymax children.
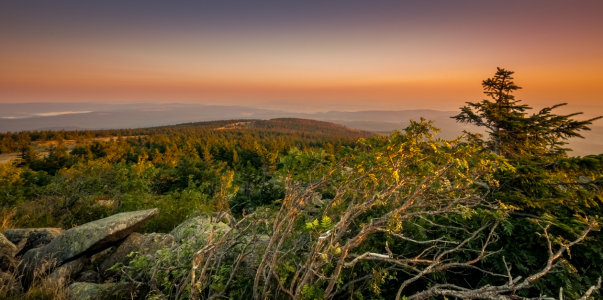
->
<box><xmin>115</xmin><ymin>242</ymin><xmax>196</xmax><ymax>299</ymax></box>
<box><xmin>305</xmin><ymin>216</ymin><xmax>332</xmax><ymax>232</ymax></box>
<box><xmin>451</xmin><ymin>68</ymin><xmax>603</xmax><ymax>299</ymax></box>
<box><xmin>301</xmin><ymin>284</ymin><xmax>324</xmax><ymax>300</ymax></box>
<box><xmin>1</xmin><ymin>119</ymin><xmax>366</xmax><ymax>231</ymax></box>
<box><xmin>249</xmin><ymin>118</ymin><xmax>527</xmax><ymax>299</ymax></box>
<box><xmin>0</xmin><ymin>162</ymin><xmax>25</xmax><ymax>206</ymax></box>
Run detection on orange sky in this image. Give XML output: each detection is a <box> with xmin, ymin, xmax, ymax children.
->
<box><xmin>1</xmin><ymin>1</ymin><xmax>602</xmax><ymax>115</ymax></box>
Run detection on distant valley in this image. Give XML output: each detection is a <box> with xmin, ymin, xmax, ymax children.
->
<box><xmin>1</xmin><ymin>102</ymin><xmax>601</xmax><ymax>156</ymax></box>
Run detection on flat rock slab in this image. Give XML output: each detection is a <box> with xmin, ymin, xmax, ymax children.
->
<box><xmin>19</xmin><ymin>209</ymin><xmax>158</xmax><ymax>287</ymax></box>
<box><xmin>3</xmin><ymin>228</ymin><xmax>63</xmax><ymax>257</ymax></box>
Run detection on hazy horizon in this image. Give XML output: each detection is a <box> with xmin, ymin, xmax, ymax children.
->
<box><xmin>3</xmin><ymin>101</ymin><xmax>603</xmax><ymax>121</ymax></box>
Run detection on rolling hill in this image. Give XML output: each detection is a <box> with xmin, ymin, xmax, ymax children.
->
<box><xmin>1</xmin><ymin>102</ymin><xmax>601</xmax><ymax>156</ymax></box>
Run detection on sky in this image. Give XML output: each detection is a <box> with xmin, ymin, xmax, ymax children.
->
<box><xmin>1</xmin><ymin>0</ymin><xmax>602</xmax><ymax>114</ymax></box>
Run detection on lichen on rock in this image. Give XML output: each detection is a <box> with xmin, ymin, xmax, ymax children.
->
<box><xmin>19</xmin><ymin>209</ymin><xmax>158</xmax><ymax>288</ymax></box>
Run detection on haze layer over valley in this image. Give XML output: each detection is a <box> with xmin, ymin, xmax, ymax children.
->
<box><xmin>1</xmin><ymin>102</ymin><xmax>601</xmax><ymax>156</ymax></box>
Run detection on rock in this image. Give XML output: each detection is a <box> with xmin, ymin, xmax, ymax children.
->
<box><xmin>170</xmin><ymin>215</ymin><xmax>230</xmax><ymax>245</ymax></box>
<box><xmin>67</xmin><ymin>282</ymin><xmax>138</xmax><ymax>300</ymax></box>
<box><xmin>0</xmin><ymin>234</ymin><xmax>17</xmax><ymax>255</ymax></box>
<box><xmin>0</xmin><ymin>270</ymin><xmax>23</xmax><ymax>296</ymax></box>
<box><xmin>241</xmin><ymin>234</ymin><xmax>271</xmax><ymax>276</ymax></box>
<box><xmin>3</xmin><ymin>228</ymin><xmax>63</xmax><ymax>256</ymax></box>
<box><xmin>99</xmin><ymin>233</ymin><xmax>145</xmax><ymax>277</ymax></box>
<box><xmin>19</xmin><ymin>209</ymin><xmax>158</xmax><ymax>288</ymax></box>
<box><xmin>0</xmin><ymin>234</ymin><xmax>17</xmax><ymax>272</ymax></box>
<box><xmin>90</xmin><ymin>247</ymin><xmax>114</xmax><ymax>265</ymax></box>
<box><xmin>76</xmin><ymin>270</ymin><xmax>100</xmax><ymax>283</ymax></box>
<box><xmin>211</xmin><ymin>211</ymin><xmax>238</xmax><ymax>226</ymax></box>
<box><xmin>139</xmin><ymin>233</ymin><xmax>174</xmax><ymax>256</ymax></box>
<box><xmin>99</xmin><ymin>233</ymin><xmax>174</xmax><ymax>279</ymax></box>
<box><xmin>42</xmin><ymin>256</ymin><xmax>86</xmax><ymax>289</ymax></box>
<box><xmin>0</xmin><ymin>255</ymin><xmax>15</xmax><ymax>273</ymax></box>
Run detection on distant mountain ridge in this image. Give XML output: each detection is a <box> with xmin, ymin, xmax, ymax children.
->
<box><xmin>0</xmin><ymin>102</ymin><xmax>457</xmax><ymax>133</ymax></box>
<box><xmin>0</xmin><ymin>102</ymin><xmax>601</xmax><ymax>156</ymax></box>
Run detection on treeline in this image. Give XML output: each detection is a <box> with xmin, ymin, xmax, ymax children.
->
<box><xmin>0</xmin><ymin>118</ymin><xmax>371</xmax><ymax>154</ymax></box>
<box><xmin>0</xmin><ymin>128</ymin><xmax>137</xmax><ymax>154</ymax></box>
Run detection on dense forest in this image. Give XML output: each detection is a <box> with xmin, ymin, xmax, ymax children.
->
<box><xmin>0</xmin><ymin>118</ymin><xmax>374</xmax><ymax>231</ymax></box>
<box><xmin>2</xmin><ymin>69</ymin><xmax>603</xmax><ymax>299</ymax></box>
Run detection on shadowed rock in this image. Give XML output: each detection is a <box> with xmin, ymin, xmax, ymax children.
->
<box><xmin>98</xmin><ymin>233</ymin><xmax>145</xmax><ymax>277</ymax></box>
<box><xmin>42</xmin><ymin>256</ymin><xmax>86</xmax><ymax>289</ymax></box>
<box><xmin>19</xmin><ymin>209</ymin><xmax>158</xmax><ymax>288</ymax></box>
<box><xmin>68</xmin><ymin>282</ymin><xmax>138</xmax><ymax>300</ymax></box>
<box><xmin>76</xmin><ymin>270</ymin><xmax>100</xmax><ymax>283</ymax></box>
<box><xmin>99</xmin><ymin>232</ymin><xmax>174</xmax><ymax>279</ymax></box>
<box><xmin>90</xmin><ymin>247</ymin><xmax>113</xmax><ymax>265</ymax></box>
<box><xmin>3</xmin><ymin>228</ymin><xmax>63</xmax><ymax>257</ymax></box>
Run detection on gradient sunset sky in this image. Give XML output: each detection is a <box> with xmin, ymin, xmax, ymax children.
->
<box><xmin>1</xmin><ymin>1</ymin><xmax>602</xmax><ymax>114</ymax></box>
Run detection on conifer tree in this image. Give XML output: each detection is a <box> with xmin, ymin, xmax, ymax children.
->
<box><xmin>18</xmin><ymin>144</ymin><xmax>38</xmax><ymax>166</ymax></box>
<box><xmin>16</xmin><ymin>132</ymin><xmax>38</xmax><ymax>166</ymax></box>
<box><xmin>452</xmin><ymin>67</ymin><xmax>601</xmax><ymax>159</ymax></box>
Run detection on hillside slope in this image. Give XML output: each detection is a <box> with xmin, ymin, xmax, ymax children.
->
<box><xmin>159</xmin><ymin>118</ymin><xmax>377</xmax><ymax>139</ymax></box>
<box><xmin>0</xmin><ymin>118</ymin><xmax>377</xmax><ymax>164</ymax></box>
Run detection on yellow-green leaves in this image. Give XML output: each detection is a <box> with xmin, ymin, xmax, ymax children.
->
<box><xmin>306</xmin><ymin>216</ymin><xmax>332</xmax><ymax>232</ymax></box>
<box><xmin>0</xmin><ymin>161</ymin><xmax>24</xmax><ymax>205</ymax></box>
<box><xmin>369</xmin><ymin>173</ymin><xmax>378</xmax><ymax>183</ymax></box>
<box><xmin>388</xmin><ymin>213</ymin><xmax>404</xmax><ymax>233</ymax></box>
<box><xmin>456</xmin><ymin>204</ymin><xmax>477</xmax><ymax>220</ymax></box>
<box><xmin>393</xmin><ymin>170</ymin><xmax>400</xmax><ymax>183</ymax></box>
<box><xmin>306</xmin><ymin>218</ymin><xmax>320</xmax><ymax>230</ymax></box>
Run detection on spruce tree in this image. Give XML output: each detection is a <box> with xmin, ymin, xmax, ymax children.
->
<box><xmin>18</xmin><ymin>144</ymin><xmax>38</xmax><ymax>166</ymax></box>
<box><xmin>17</xmin><ymin>132</ymin><xmax>38</xmax><ymax>166</ymax></box>
<box><xmin>452</xmin><ymin>67</ymin><xmax>602</xmax><ymax>159</ymax></box>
